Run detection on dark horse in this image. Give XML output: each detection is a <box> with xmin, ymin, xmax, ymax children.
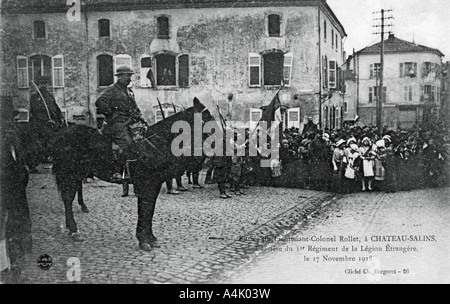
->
<box><xmin>51</xmin><ymin>98</ymin><xmax>216</xmax><ymax>251</ymax></box>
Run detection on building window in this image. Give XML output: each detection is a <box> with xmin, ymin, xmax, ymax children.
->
<box><xmin>153</xmin><ymin>52</ymin><xmax>189</xmax><ymax>87</ymax></box>
<box><xmin>331</xmin><ymin>29</ymin><xmax>334</xmax><ymax>48</ymax></box>
<box><xmin>99</xmin><ymin>19</ymin><xmax>110</xmax><ymax>38</ymax></box>
<box><xmin>30</xmin><ymin>55</ymin><xmax>52</xmax><ymax>84</ymax></box>
<box><xmin>34</xmin><ymin>20</ymin><xmax>46</xmax><ymax>39</ymax></box>
<box><xmin>328</xmin><ymin>60</ymin><xmax>337</xmax><ymax>89</ymax></box>
<box><xmin>17</xmin><ymin>56</ymin><xmax>29</xmax><ymax>88</ymax></box>
<box><xmin>400</xmin><ymin>62</ymin><xmax>417</xmax><ymax>78</ymax></box>
<box><xmin>335</xmin><ymin>33</ymin><xmax>338</xmax><ymax>51</ymax></box>
<box><xmin>97</xmin><ymin>54</ymin><xmax>114</xmax><ymax>87</ymax></box>
<box><xmin>370</xmin><ymin>63</ymin><xmax>381</xmax><ymax>79</ymax></box>
<box><xmin>249</xmin><ymin>108</ymin><xmax>263</xmax><ymax>131</ymax></box>
<box><xmin>323</xmin><ymin>20</ymin><xmax>327</xmax><ymax>41</ymax></box>
<box><xmin>404</xmin><ymin>86</ymin><xmax>413</xmax><ymax>102</ymax></box>
<box><xmin>268</xmin><ymin>14</ymin><xmax>281</xmax><ymax>37</ymax></box>
<box><xmin>248</xmin><ymin>51</ymin><xmax>292</xmax><ymax>87</ymax></box>
<box><xmin>157</xmin><ymin>16</ymin><xmax>170</xmax><ymax>39</ymax></box>
<box><xmin>370</xmin><ymin>86</ymin><xmax>387</xmax><ymax>103</ymax></box>
<box><xmin>156</xmin><ymin>53</ymin><xmax>175</xmax><ymax>86</ymax></box>
<box><xmin>263</xmin><ymin>51</ymin><xmax>284</xmax><ymax>86</ymax></box>
<box><xmin>52</xmin><ymin>55</ymin><xmax>64</xmax><ymax>88</ymax></box>
<box><xmin>344</xmin><ymin>101</ymin><xmax>348</xmax><ymax>113</ymax></box>
<box><xmin>422</xmin><ymin>62</ymin><xmax>436</xmax><ymax>77</ymax></box>
<box><xmin>422</xmin><ymin>85</ymin><xmax>436</xmax><ymax>102</ymax></box>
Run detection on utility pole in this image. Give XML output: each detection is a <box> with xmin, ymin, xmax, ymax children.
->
<box><xmin>373</xmin><ymin>9</ymin><xmax>393</xmax><ymax>136</ymax></box>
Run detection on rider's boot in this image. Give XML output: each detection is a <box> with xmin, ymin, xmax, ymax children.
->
<box><xmin>111</xmin><ymin>149</ymin><xmax>125</xmax><ymax>183</ymax></box>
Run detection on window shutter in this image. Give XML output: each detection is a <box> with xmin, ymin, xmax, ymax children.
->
<box><xmin>17</xmin><ymin>56</ymin><xmax>29</xmax><ymax>88</ymax></box>
<box><xmin>400</xmin><ymin>63</ymin><xmax>404</xmax><ymax>78</ymax></box>
<box><xmin>140</xmin><ymin>55</ymin><xmax>152</xmax><ymax>87</ymax></box>
<box><xmin>322</xmin><ymin>56</ymin><xmax>328</xmax><ymax>88</ymax></box>
<box><xmin>370</xmin><ymin>64</ymin><xmax>374</xmax><ymax>79</ymax></box>
<box><xmin>413</xmin><ymin>63</ymin><xmax>417</xmax><ymax>77</ymax></box>
<box><xmin>422</xmin><ymin>62</ymin><xmax>428</xmax><ymax>77</ymax></box>
<box><xmin>328</xmin><ymin>60</ymin><xmax>336</xmax><ymax>88</ymax></box>
<box><xmin>248</xmin><ymin>53</ymin><xmax>261</xmax><ymax>87</ymax></box>
<box><xmin>178</xmin><ymin>54</ymin><xmax>189</xmax><ymax>88</ymax></box>
<box><xmin>283</xmin><ymin>52</ymin><xmax>293</xmax><ymax>87</ymax></box>
<box><xmin>52</xmin><ymin>55</ymin><xmax>64</xmax><ymax>88</ymax></box>
<box><xmin>249</xmin><ymin>108</ymin><xmax>262</xmax><ymax>131</ymax></box>
<box><xmin>369</xmin><ymin>87</ymin><xmax>373</xmax><ymax>103</ymax></box>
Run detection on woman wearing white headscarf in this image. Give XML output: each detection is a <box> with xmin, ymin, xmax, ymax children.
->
<box><xmin>358</xmin><ymin>137</ymin><xmax>377</xmax><ymax>191</ymax></box>
<box><xmin>343</xmin><ymin>139</ymin><xmax>360</xmax><ymax>193</ymax></box>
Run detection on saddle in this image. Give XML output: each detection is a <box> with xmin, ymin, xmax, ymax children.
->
<box><xmin>101</xmin><ymin>119</ymin><xmax>149</xmax><ymax>182</ymax></box>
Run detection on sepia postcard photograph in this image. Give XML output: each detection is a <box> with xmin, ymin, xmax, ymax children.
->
<box><xmin>0</xmin><ymin>0</ymin><xmax>449</xmax><ymax>290</ymax></box>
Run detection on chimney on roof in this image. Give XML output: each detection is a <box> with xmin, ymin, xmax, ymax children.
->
<box><xmin>388</xmin><ymin>32</ymin><xmax>394</xmax><ymax>39</ymax></box>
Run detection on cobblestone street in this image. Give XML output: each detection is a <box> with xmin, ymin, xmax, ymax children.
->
<box><xmin>220</xmin><ymin>186</ymin><xmax>450</xmax><ymax>284</ymax></box>
<box><xmin>15</xmin><ymin>167</ymin><xmax>336</xmax><ymax>284</ymax></box>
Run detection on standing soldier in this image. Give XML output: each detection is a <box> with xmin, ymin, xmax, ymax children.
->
<box><xmin>95</xmin><ymin>66</ymin><xmax>144</xmax><ymax>182</ymax></box>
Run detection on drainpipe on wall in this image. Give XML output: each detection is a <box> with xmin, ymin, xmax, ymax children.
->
<box><xmin>355</xmin><ymin>50</ymin><xmax>359</xmax><ymax>119</ymax></box>
<box><xmin>84</xmin><ymin>2</ymin><xmax>91</xmax><ymax>126</ymax></box>
<box><xmin>318</xmin><ymin>6</ymin><xmax>322</xmax><ymax>130</ymax></box>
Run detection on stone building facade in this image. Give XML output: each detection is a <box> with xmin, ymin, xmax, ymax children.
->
<box><xmin>1</xmin><ymin>0</ymin><xmax>346</xmax><ymax>132</ymax></box>
<box><xmin>441</xmin><ymin>61</ymin><xmax>450</xmax><ymax>124</ymax></box>
<box><xmin>344</xmin><ymin>33</ymin><xmax>444</xmax><ymax>130</ymax></box>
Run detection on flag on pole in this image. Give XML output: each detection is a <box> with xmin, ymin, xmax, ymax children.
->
<box><xmin>259</xmin><ymin>92</ymin><xmax>282</xmax><ymax>143</ymax></box>
<box><xmin>146</xmin><ymin>68</ymin><xmax>157</xmax><ymax>89</ymax></box>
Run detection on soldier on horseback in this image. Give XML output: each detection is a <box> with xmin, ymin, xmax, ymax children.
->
<box><xmin>95</xmin><ymin>66</ymin><xmax>145</xmax><ymax>182</ymax></box>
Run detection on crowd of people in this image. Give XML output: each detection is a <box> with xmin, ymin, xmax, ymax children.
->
<box><xmin>166</xmin><ymin>119</ymin><xmax>449</xmax><ymax>198</ymax></box>
<box><xmin>274</xmin><ymin>121</ymin><xmax>450</xmax><ymax>193</ymax></box>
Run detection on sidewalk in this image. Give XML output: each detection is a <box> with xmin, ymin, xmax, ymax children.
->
<box><xmin>11</xmin><ymin>169</ymin><xmax>337</xmax><ymax>284</ymax></box>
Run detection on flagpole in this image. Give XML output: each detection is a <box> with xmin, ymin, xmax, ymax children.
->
<box><xmin>246</xmin><ymin>81</ymin><xmax>285</xmax><ymax>143</ymax></box>
<box><xmin>157</xmin><ymin>97</ymin><xmax>166</xmax><ymax>120</ymax></box>
<box><xmin>172</xmin><ymin>102</ymin><xmax>177</xmax><ymax>113</ymax></box>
